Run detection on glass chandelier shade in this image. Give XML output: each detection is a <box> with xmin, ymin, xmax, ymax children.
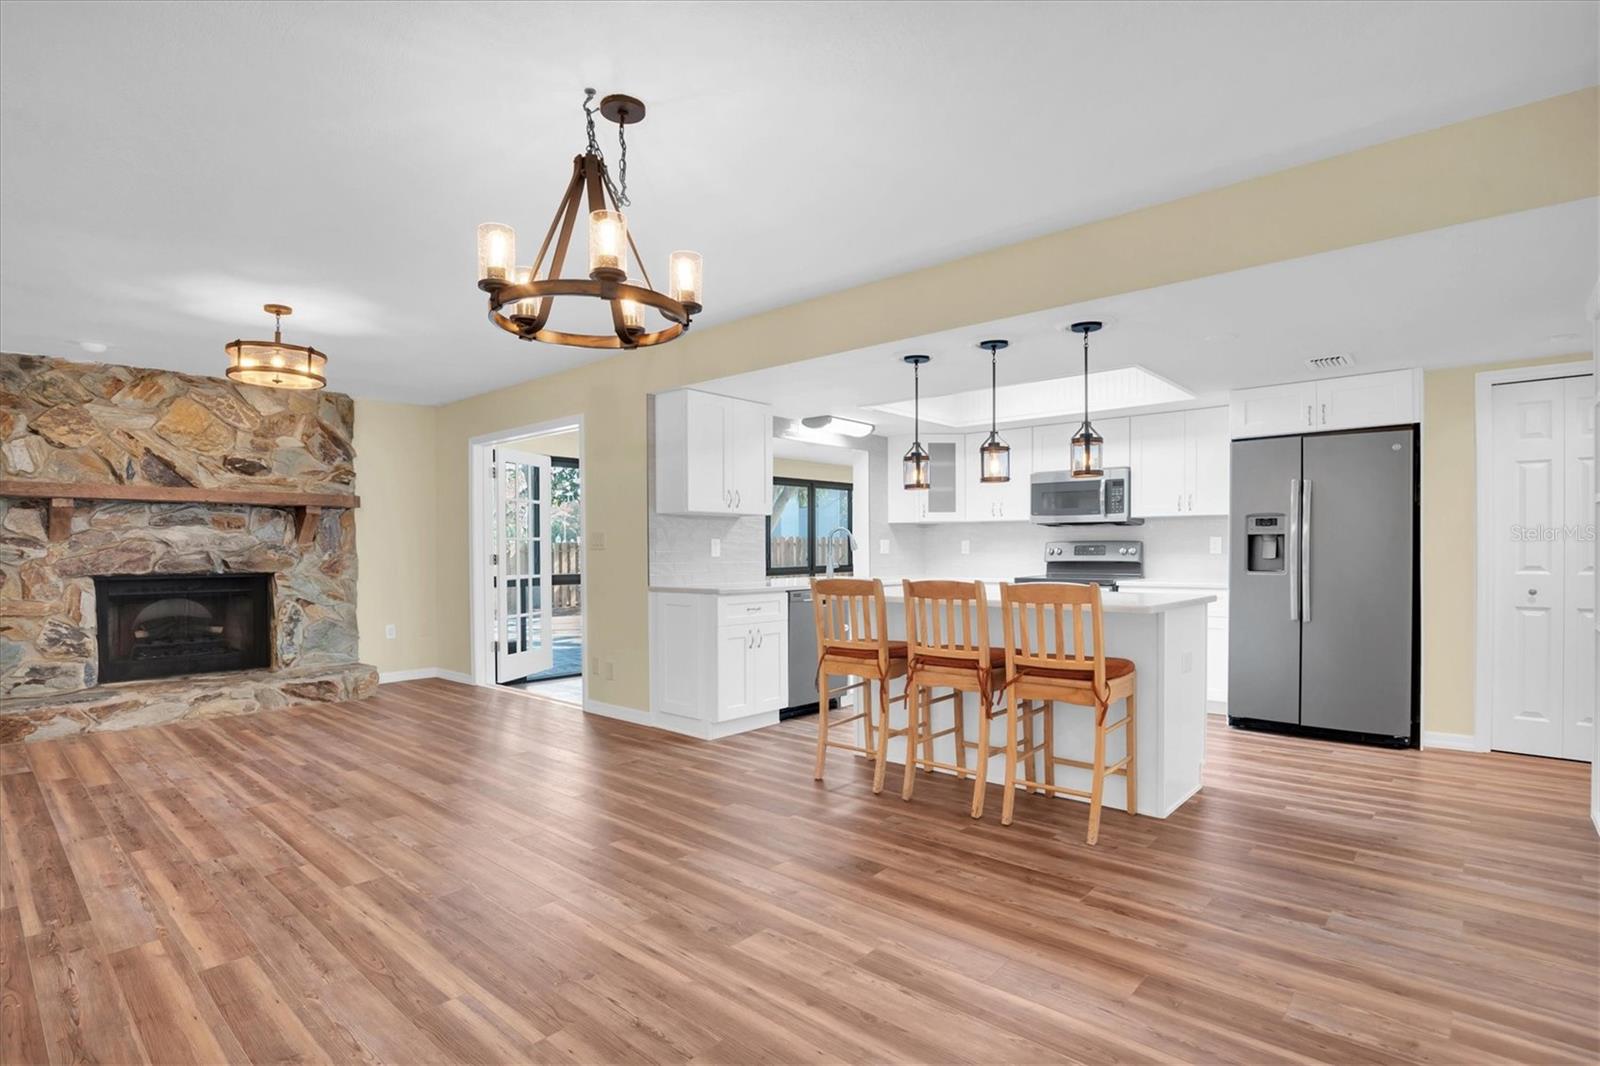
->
<box><xmin>476</xmin><ymin>222</ymin><xmax>516</xmax><ymax>284</ymax></box>
<box><xmin>224</xmin><ymin>304</ymin><xmax>327</xmax><ymax>391</ymax></box>
<box><xmin>978</xmin><ymin>339</ymin><xmax>1010</xmax><ymax>483</ymax></box>
<box><xmin>1069</xmin><ymin>321</ymin><xmax>1105</xmax><ymax>478</ymax></box>
<box><xmin>902</xmin><ymin>353</ymin><xmax>932</xmax><ymax>490</ymax></box>
<box><xmin>669</xmin><ymin>250</ymin><xmax>703</xmax><ymax>312</ymax></box>
<box><xmin>588</xmin><ymin>209</ymin><xmax>627</xmax><ymax>279</ymax></box>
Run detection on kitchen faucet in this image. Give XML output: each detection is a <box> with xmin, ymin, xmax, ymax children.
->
<box><xmin>823</xmin><ymin>526</ymin><xmax>857</xmax><ymax>578</ymax></box>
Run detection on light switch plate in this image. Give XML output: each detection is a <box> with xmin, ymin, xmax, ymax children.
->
<box><xmin>710</xmin><ymin>538</ymin><xmax>721</xmax><ymax>558</ymax></box>
<box><xmin>879</xmin><ymin>539</ymin><xmax>890</xmax><ymax>555</ymax></box>
<box><xmin>591</xmin><ymin>531</ymin><xmax>606</xmax><ymax>550</ymax></box>
<box><xmin>1209</xmin><ymin>536</ymin><xmax>1223</xmax><ymax>555</ymax></box>
<box><xmin>385</xmin><ymin>624</ymin><xmax>396</xmax><ymax>639</ymax></box>
<box><xmin>960</xmin><ymin>539</ymin><xmax>971</xmax><ymax>555</ymax></box>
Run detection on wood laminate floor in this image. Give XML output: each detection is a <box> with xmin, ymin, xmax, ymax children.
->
<box><xmin>2</xmin><ymin>679</ymin><xmax>1596</xmax><ymax>1064</ymax></box>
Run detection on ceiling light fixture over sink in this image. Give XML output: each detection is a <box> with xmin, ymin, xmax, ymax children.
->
<box><xmin>475</xmin><ymin>89</ymin><xmax>702</xmax><ymax>350</ymax></box>
<box><xmin>1069</xmin><ymin>321</ymin><xmax>1104</xmax><ymax>478</ymax></box>
<box><xmin>902</xmin><ymin>354</ymin><xmax>932</xmax><ymax>490</ymax></box>
<box><xmin>977</xmin><ymin>339</ymin><xmax>1011</xmax><ymax>483</ymax></box>
<box><xmin>800</xmin><ymin>415</ymin><xmax>874</xmax><ymax>438</ymax></box>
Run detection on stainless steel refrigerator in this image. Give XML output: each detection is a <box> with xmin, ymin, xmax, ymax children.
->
<box><xmin>1228</xmin><ymin>427</ymin><xmax>1419</xmax><ymax>746</ymax></box>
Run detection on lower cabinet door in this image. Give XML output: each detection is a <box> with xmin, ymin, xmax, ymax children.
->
<box><xmin>747</xmin><ymin>621</ymin><xmax>788</xmax><ymax>715</ymax></box>
<box><xmin>716</xmin><ymin>626</ymin><xmax>753</xmax><ymax>721</ymax></box>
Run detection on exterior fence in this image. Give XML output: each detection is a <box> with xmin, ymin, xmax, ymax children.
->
<box><xmin>554</xmin><ymin>541</ymin><xmax>581</xmax><ymax>611</ymax></box>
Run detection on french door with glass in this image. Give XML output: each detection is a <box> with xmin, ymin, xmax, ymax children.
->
<box><xmin>494</xmin><ymin>448</ymin><xmax>553</xmax><ymax>682</ymax></box>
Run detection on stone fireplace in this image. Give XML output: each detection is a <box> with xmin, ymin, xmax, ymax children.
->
<box><xmin>1</xmin><ymin>353</ymin><xmax>377</xmax><ymax>741</ymax></box>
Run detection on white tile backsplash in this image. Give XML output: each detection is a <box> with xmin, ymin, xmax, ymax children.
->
<box><xmin>915</xmin><ymin>516</ymin><xmax>1228</xmax><ymax>584</ymax></box>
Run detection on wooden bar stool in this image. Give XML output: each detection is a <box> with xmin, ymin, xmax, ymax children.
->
<box><xmin>812</xmin><ymin>578</ymin><xmax>911</xmax><ymax>794</ymax></box>
<box><xmin>898</xmin><ymin>580</ymin><xmax>1038</xmax><ymax>818</ymax></box>
<box><xmin>998</xmin><ymin>581</ymin><xmax>1137</xmax><ymax>844</ymax></box>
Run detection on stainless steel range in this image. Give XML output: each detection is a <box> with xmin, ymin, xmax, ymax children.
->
<box><xmin>1013</xmin><ymin>540</ymin><xmax>1143</xmax><ymax>590</ymax></box>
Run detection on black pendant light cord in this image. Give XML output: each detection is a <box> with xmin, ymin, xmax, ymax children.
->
<box><xmin>913</xmin><ymin>360</ymin><xmax>921</xmax><ymax>444</ymax></box>
<box><xmin>1082</xmin><ymin>329</ymin><xmax>1090</xmax><ymax>423</ymax></box>
<box><xmin>991</xmin><ymin>347</ymin><xmax>998</xmax><ymax>434</ymax></box>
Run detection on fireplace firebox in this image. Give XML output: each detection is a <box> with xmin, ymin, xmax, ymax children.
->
<box><xmin>93</xmin><ymin>573</ymin><xmax>271</xmax><ymax>683</ymax></box>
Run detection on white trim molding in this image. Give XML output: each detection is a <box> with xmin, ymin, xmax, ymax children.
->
<box><xmin>1421</xmin><ymin>731</ymin><xmax>1478</xmax><ymax>751</ymax></box>
<box><xmin>378</xmin><ymin>667</ymin><xmax>474</xmax><ymax>685</ymax></box>
<box><xmin>1471</xmin><ymin>360</ymin><xmax>1593</xmax><ymax>755</ymax></box>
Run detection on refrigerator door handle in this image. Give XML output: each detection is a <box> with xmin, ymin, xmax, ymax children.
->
<box><xmin>1288</xmin><ymin>478</ymin><xmax>1301</xmax><ymax>621</ymax></box>
<box><xmin>1301</xmin><ymin>479</ymin><xmax>1312</xmax><ymax>622</ymax></box>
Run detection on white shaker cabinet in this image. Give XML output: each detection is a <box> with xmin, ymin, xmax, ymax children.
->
<box><xmin>964</xmin><ymin>427</ymin><xmax>1033</xmax><ymax>521</ymax></box>
<box><xmin>1229</xmin><ymin>370</ymin><xmax>1422</xmax><ymax>439</ymax></box>
<box><xmin>650</xmin><ymin>591</ymin><xmax>788</xmax><ymax>738</ymax></box>
<box><xmin>655</xmin><ymin>388</ymin><xmax>772</xmax><ymax>516</ymax></box>
<box><xmin>1130</xmin><ymin>408</ymin><xmax>1227</xmax><ymax>517</ymax></box>
<box><xmin>1033</xmin><ymin>417</ymin><xmax>1129</xmax><ymax>473</ymax></box>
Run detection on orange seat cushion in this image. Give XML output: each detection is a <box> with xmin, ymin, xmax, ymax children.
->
<box><xmin>1015</xmin><ymin>657</ymin><xmax>1135</xmax><ymax>684</ymax></box>
<box><xmin>824</xmin><ymin>640</ymin><xmax>909</xmax><ymax>662</ymax></box>
<box><xmin>911</xmin><ymin>645</ymin><xmax>1009</xmax><ymax>672</ymax></box>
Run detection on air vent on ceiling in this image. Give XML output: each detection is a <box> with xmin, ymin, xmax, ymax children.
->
<box><xmin>1306</xmin><ymin>353</ymin><xmax>1354</xmax><ymax>371</ymax></box>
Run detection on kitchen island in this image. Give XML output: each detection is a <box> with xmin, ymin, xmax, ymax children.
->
<box><xmin>879</xmin><ymin>582</ymin><xmax>1213</xmax><ymax>819</ymax></box>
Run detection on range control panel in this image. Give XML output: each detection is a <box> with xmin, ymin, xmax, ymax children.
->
<box><xmin>1044</xmin><ymin>540</ymin><xmax>1141</xmax><ymax>560</ymax></box>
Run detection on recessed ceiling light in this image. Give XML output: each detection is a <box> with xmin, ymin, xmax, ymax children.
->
<box><xmin>800</xmin><ymin>415</ymin><xmax>874</xmax><ymax>437</ymax></box>
<box><xmin>79</xmin><ymin>341</ymin><xmax>108</xmax><ymax>354</ymax></box>
<box><xmin>866</xmin><ymin>366</ymin><xmax>1193</xmax><ymax>429</ymax></box>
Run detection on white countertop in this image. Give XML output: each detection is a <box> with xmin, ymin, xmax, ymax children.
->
<box><xmin>649</xmin><ymin>578</ymin><xmax>1213</xmax><ymax>613</ymax></box>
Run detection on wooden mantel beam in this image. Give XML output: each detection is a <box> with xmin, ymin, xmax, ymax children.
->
<box><xmin>0</xmin><ymin>480</ymin><xmax>360</xmax><ymax>545</ymax></box>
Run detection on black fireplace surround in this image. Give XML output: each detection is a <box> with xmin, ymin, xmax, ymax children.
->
<box><xmin>93</xmin><ymin>573</ymin><xmax>271</xmax><ymax>683</ymax></box>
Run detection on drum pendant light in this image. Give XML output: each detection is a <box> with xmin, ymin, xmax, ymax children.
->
<box><xmin>902</xmin><ymin>354</ymin><xmax>932</xmax><ymax>490</ymax></box>
<box><xmin>977</xmin><ymin>339</ymin><xmax>1010</xmax><ymax>482</ymax></box>
<box><xmin>1069</xmin><ymin>321</ymin><xmax>1105</xmax><ymax>478</ymax></box>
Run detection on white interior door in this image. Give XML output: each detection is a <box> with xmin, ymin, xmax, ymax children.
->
<box><xmin>1489</xmin><ymin>378</ymin><xmax>1577</xmax><ymax>757</ymax></box>
<box><xmin>495</xmin><ymin>448</ymin><xmax>553</xmax><ymax>683</ymax></box>
<box><xmin>1563</xmin><ymin>375</ymin><xmax>1595</xmax><ymax>760</ymax></box>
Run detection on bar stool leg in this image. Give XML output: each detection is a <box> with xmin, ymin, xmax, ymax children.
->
<box><xmin>900</xmin><ymin>683</ymin><xmax>921</xmax><ymax>801</ymax></box>
<box><xmin>872</xmin><ymin>678</ymin><xmax>892</xmax><ymax>795</ymax></box>
<box><xmin>971</xmin><ymin>695</ymin><xmax>993</xmax><ymax>819</ymax></box>
<box><xmin>1000</xmin><ymin>690</ymin><xmax>1020</xmax><ymax>826</ymax></box>
<box><xmin>861</xmin><ymin>677</ymin><xmax>876</xmax><ymax>758</ymax></box>
<box><xmin>1023</xmin><ymin>708</ymin><xmax>1040</xmax><ymax>794</ymax></box>
<box><xmin>814</xmin><ymin>672</ymin><xmax>831</xmax><ymax>781</ymax></box>
<box><xmin>1087</xmin><ymin>702</ymin><xmax>1108</xmax><ymax>845</ymax></box>
<box><xmin>1042</xmin><ymin>701</ymin><xmax>1055</xmax><ymax>790</ymax></box>
<box><xmin>921</xmin><ymin>688</ymin><xmax>937</xmax><ymax>773</ymax></box>
<box><xmin>953</xmin><ymin>697</ymin><xmax>967</xmax><ymax>773</ymax></box>
<box><xmin>1125</xmin><ymin>690</ymin><xmax>1138</xmax><ymax>816</ymax></box>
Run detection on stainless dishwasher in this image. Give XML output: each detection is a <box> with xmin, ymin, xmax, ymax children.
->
<box><xmin>784</xmin><ymin>589</ymin><xmax>820</xmax><ymax>717</ymax></box>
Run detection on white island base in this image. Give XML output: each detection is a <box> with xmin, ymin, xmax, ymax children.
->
<box><xmin>875</xmin><ymin>586</ymin><xmax>1212</xmax><ymax>820</ymax></box>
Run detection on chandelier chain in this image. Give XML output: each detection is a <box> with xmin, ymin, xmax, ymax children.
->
<box><xmin>582</xmin><ymin>88</ymin><xmax>630</xmax><ymax>207</ymax></box>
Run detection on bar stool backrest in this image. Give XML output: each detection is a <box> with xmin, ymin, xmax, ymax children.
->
<box><xmin>903</xmin><ymin>579</ymin><xmax>991</xmax><ymax>671</ymax></box>
<box><xmin>812</xmin><ymin>577</ymin><xmax>891</xmax><ymax>674</ymax></box>
<box><xmin>999</xmin><ymin>581</ymin><xmax>1109</xmax><ymax>703</ymax></box>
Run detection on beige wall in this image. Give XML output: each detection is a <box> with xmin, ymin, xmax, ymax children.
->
<box><xmin>1420</xmin><ymin>354</ymin><xmax>1591</xmax><ymax>736</ymax></box>
<box><xmin>354</xmin><ymin>399</ymin><xmax>441</xmax><ymax>676</ymax></box>
<box><xmin>357</xmin><ymin>89</ymin><xmax>1595</xmax><ymax>715</ymax></box>
<box><xmin>774</xmin><ymin>458</ymin><xmax>854</xmax><ymax>483</ymax></box>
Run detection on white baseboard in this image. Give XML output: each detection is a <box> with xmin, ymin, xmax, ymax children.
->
<box><xmin>1422</xmin><ymin>731</ymin><xmax>1478</xmax><ymax>751</ymax></box>
<box><xmin>379</xmin><ymin>667</ymin><xmax>475</xmax><ymax>685</ymax></box>
<box><xmin>582</xmin><ymin>698</ymin><xmax>778</xmax><ymax>740</ymax></box>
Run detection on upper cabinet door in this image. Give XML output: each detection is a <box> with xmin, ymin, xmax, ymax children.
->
<box><xmin>1131</xmin><ymin>411</ymin><xmax>1187</xmax><ymax>517</ymax></box>
<box><xmin>1228</xmin><ymin>381</ymin><xmax>1317</xmax><ymax>439</ymax></box>
<box><xmin>1184</xmin><ymin>407</ymin><xmax>1230</xmax><ymax>515</ymax></box>
<box><xmin>1315</xmin><ymin>370</ymin><xmax>1420</xmax><ymax>431</ymax></box>
<box><xmin>964</xmin><ymin>427</ymin><xmax>1033</xmax><ymax>521</ymax></box>
<box><xmin>725</xmin><ymin>399</ymin><xmax>772</xmax><ymax>515</ymax></box>
<box><xmin>922</xmin><ymin>436</ymin><xmax>966</xmax><ymax>522</ymax></box>
<box><xmin>1099</xmin><ymin>417</ymin><xmax>1131</xmax><ymax>469</ymax></box>
<box><xmin>655</xmin><ymin>389</ymin><xmax>773</xmax><ymax>515</ymax></box>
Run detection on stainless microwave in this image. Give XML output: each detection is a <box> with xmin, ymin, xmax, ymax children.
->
<box><xmin>1030</xmin><ymin>466</ymin><xmax>1141</xmax><ymax>525</ymax></box>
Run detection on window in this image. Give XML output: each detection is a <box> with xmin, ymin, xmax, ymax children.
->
<box><xmin>767</xmin><ymin>477</ymin><xmax>853</xmax><ymax>575</ymax></box>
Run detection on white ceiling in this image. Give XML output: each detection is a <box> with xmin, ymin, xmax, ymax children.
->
<box><xmin>695</xmin><ymin>199</ymin><xmax>1599</xmax><ymax>435</ymax></box>
<box><xmin>1</xmin><ymin>1</ymin><xmax>1595</xmax><ymax>403</ymax></box>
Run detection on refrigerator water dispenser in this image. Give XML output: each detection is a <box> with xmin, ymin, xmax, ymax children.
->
<box><xmin>1245</xmin><ymin>514</ymin><xmax>1285</xmax><ymax>573</ymax></box>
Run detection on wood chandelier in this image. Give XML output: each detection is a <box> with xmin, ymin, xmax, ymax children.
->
<box><xmin>475</xmin><ymin>90</ymin><xmax>702</xmax><ymax>350</ymax></box>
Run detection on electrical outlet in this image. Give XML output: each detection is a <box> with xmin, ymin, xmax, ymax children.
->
<box><xmin>879</xmin><ymin>539</ymin><xmax>890</xmax><ymax>555</ymax></box>
<box><xmin>384</xmin><ymin>624</ymin><xmax>396</xmax><ymax>639</ymax></box>
<box><xmin>710</xmin><ymin>538</ymin><xmax>721</xmax><ymax>558</ymax></box>
<box><xmin>1209</xmin><ymin>536</ymin><xmax>1223</xmax><ymax>555</ymax></box>
<box><xmin>960</xmin><ymin>539</ymin><xmax>971</xmax><ymax>555</ymax></box>
<box><xmin>604</xmin><ymin>660</ymin><xmax>616</xmax><ymax>681</ymax></box>
<box><xmin>591</xmin><ymin>531</ymin><xmax>606</xmax><ymax>550</ymax></box>
<box><xmin>590</xmin><ymin>654</ymin><xmax>600</xmax><ymax>676</ymax></box>
<box><xmin>1181</xmin><ymin>651</ymin><xmax>1194</xmax><ymax>674</ymax></box>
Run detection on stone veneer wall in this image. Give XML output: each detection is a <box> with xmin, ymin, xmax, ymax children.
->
<box><xmin>0</xmin><ymin>353</ymin><xmax>374</xmax><ymax>738</ymax></box>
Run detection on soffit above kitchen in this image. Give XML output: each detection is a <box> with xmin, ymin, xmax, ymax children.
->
<box><xmin>0</xmin><ymin>1</ymin><xmax>1593</xmax><ymax>404</ymax></box>
<box><xmin>693</xmin><ymin>198</ymin><xmax>1597</xmax><ymax>435</ymax></box>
